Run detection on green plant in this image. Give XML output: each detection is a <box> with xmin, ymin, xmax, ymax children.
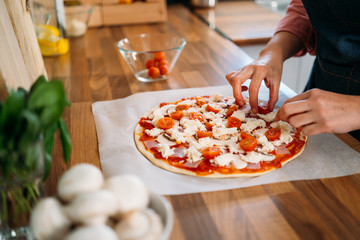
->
<box><xmin>0</xmin><ymin>75</ymin><xmax>71</xmax><ymax>222</ymax></box>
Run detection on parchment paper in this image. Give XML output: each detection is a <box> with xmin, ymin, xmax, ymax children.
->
<box><xmin>92</xmin><ymin>82</ymin><xmax>360</xmax><ymax>195</ymax></box>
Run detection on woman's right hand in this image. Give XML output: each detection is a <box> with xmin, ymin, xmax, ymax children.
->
<box><xmin>226</xmin><ymin>52</ymin><xmax>284</xmax><ymax>113</ymax></box>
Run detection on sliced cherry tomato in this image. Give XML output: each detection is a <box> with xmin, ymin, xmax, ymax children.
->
<box><xmin>188</xmin><ymin>112</ymin><xmax>205</xmax><ymax>122</ymax></box>
<box><xmin>239</xmin><ymin>138</ymin><xmax>257</xmax><ymax>151</ymax></box>
<box><xmin>148</xmin><ymin>66</ymin><xmax>160</xmax><ymax>79</ymax></box>
<box><xmin>265</xmin><ymin>128</ymin><xmax>281</xmax><ymax>141</ymax></box>
<box><xmin>240</xmin><ymin>131</ymin><xmax>255</xmax><ymax>140</ymax></box>
<box><xmin>170</xmin><ymin>110</ymin><xmax>184</xmax><ymax>120</ymax></box>
<box><xmin>159</xmin><ymin>102</ymin><xmax>168</xmax><ymax>107</ymax></box>
<box><xmin>205</xmin><ymin>122</ymin><xmax>214</xmax><ymax>131</ymax></box>
<box><xmin>196</xmin><ymin>131</ymin><xmax>213</xmax><ymax>139</ymax></box>
<box><xmin>196</xmin><ymin>97</ymin><xmax>207</xmax><ymax>107</ymax></box>
<box><xmin>176</xmin><ymin>104</ymin><xmax>190</xmax><ymax>111</ymax></box>
<box><xmin>226</xmin><ymin>105</ymin><xmax>238</xmax><ymax>117</ymax></box>
<box><xmin>206</xmin><ymin>104</ymin><xmax>221</xmax><ymax>113</ymax></box>
<box><xmin>228</xmin><ymin>116</ymin><xmax>242</xmax><ymax>129</ymax></box>
<box><xmin>158</xmin><ymin>117</ymin><xmax>174</xmax><ymax>129</ymax></box>
<box><xmin>258</xmin><ymin>105</ymin><xmax>270</xmax><ymax>114</ymax></box>
<box><xmin>202</xmin><ymin>146</ymin><xmax>221</xmax><ymax>159</ymax></box>
<box><xmin>154</xmin><ymin>51</ymin><xmax>165</xmax><ymax>61</ymax></box>
<box><xmin>146</xmin><ymin>59</ymin><xmax>155</xmax><ymax>69</ymax></box>
<box><xmin>159</xmin><ymin>65</ymin><xmax>168</xmax><ymax>75</ymax></box>
<box><xmin>139</xmin><ymin>117</ymin><xmax>154</xmax><ymax>129</ymax></box>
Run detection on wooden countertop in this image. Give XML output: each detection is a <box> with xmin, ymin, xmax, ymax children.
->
<box><xmin>44</xmin><ymin>4</ymin><xmax>360</xmax><ymax>239</ymax></box>
<box><xmin>194</xmin><ymin>1</ymin><xmax>284</xmax><ymax>45</ymax></box>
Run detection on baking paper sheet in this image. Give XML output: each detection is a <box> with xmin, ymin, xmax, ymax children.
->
<box><xmin>92</xmin><ymin>82</ymin><xmax>360</xmax><ymax>195</ymax></box>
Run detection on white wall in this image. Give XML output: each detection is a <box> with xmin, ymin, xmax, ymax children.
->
<box><xmin>241</xmin><ymin>44</ymin><xmax>315</xmax><ymax>93</ymax></box>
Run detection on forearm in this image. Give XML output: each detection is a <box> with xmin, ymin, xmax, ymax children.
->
<box><xmin>259</xmin><ymin>31</ymin><xmax>305</xmax><ymax>63</ymax></box>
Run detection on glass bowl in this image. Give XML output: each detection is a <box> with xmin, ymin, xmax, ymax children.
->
<box><xmin>149</xmin><ymin>192</ymin><xmax>173</xmax><ymax>239</ymax></box>
<box><xmin>117</xmin><ymin>33</ymin><xmax>186</xmax><ymax>82</ymax></box>
<box><xmin>65</xmin><ymin>5</ymin><xmax>94</xmax><ymax>37</ymax></box>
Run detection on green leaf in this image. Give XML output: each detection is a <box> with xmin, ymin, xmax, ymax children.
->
<box><xmin>29</xmin><ymin>75</ymin><xmax>47</xmax><ymax>94</ymax></box>
<box><xmin>59</xmin><ymin>118</ymin><xmax>71</xmax><ymax>163</ymax></box>
<box><xmin>18</xmin><ymin>110</ymin><xmax>41</xmax><ymax>152</ymax></box>
<box><xmin>43</xmin><ymin>152</ymin><xmax>52</xmax><ymax>181</ymax></box>
<box><xmin>42</xmin><ymin>122</ymin><xmax>58</xmax><ymax>179</ymax></box>
<box><xmin>28</xmin><ymin>80</ymin><xmax>66</xmax><ymax>128</ymax></box>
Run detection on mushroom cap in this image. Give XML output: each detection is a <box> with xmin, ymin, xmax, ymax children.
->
<box><xmin>65</xmin><ymin>225</ymin><xmax>118</xmax><ymax>240</ymax></box>
<box><xmin>66</xmin><ymin>189</ymin><xmax>117</xmax><ymax>225</ymax></box>
<box><xmin>115</xmin><ymin>208</ymin><xmax>163</xmax><ymax>240</ymax></box>
<box><xmin>30</xmin><ymin>197</ymin><xmax>71</xmax><ymax>240</ymax></box>
<box><xmin>103</xmin><ymin>175</ymin><xmax>149</xmax><ymax>215</ymax></box>
<box><xmin>58</xmin><ymin>163</ymin><xmax>104</xmax><ymax>202</ymax></box>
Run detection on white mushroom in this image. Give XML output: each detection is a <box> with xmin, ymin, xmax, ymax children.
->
<box><xmin>115</xmin><ymin>208</ymin><xmax>163</xmax><ymax>240</ymax></box>
<box><xmin>65</xmin><ymin>225</ymin><xmax>118</xmax><ymax>240</ymax></box>
<box><xmin>65</xmin><ymin>189</ymin><xmax>117</xmax><ymax>225</ymax></box>
<box><xmin>57</xmin><ymin>163</ymin><xmax>104</xmax><ymax>202</ymax></box>
<box><xmin>30</xmin><ymin>197</ymin><xmax>71</xmax><ymax>240</ymax></box>
<box><xmin>103</xmin><ymin>175</ymin><xmax>149</xmax><ymax>215</ymax></box>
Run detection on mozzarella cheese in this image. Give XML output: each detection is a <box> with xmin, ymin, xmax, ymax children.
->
<box><xmin>157</xmin><ymin>134</ymin><xmax>177</xmax><ymax>146</ymax></box>
<box><xmin>241</xmin><ymin>118</ymin><xmax>266</xmax><ymax>133</ymax></box>
<box><xmin>212</xmin><ymin>126</ymin><xmax>238</xmax><ymax>140</ymax></box>
<box><xmin>231</xmin><ymin>110</ymin><xmax>246</xmax><ymax>122</ymax></box>
<box><xmin>258</xmin><ymin>111</ymin><xmax>276</xmax><ymax>122</ymax></box>
<box><xmin>166</xmin><ymin>128</ymin><xmax>186</xmax><ymax>143</ymax></box>
<box><xmin>185</xmin><ymin>146</ymin><xmax>203</xmax><ymax>163</ymax></box>
<box><xmin>231</xmin><ymin>157</ymin><xmax>248</xmax><ymax>169</ymax></box>
<box><xmin>145</xmin><ymin>128</ymin><xmax>164</xmax><ymax>137</ymax></box>
<box><xmin>213</xmin><ymin>153</ymin><xmax>238</xmax><ymax>167</ymax></box>
<box><xmin>158</xmin><ymin>143</ymin><xmax>175</xmax><ymax>159</ymax></box>
<box><xmin>242</xmin><ymin>151</ymin><xmax>275</xmax><ymax>163</ymax></box>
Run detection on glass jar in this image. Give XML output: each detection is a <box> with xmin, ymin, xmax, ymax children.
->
<box><xmin>31</xmin><ymin>0</ymin><xmax>69</xmax><ymax>57</ymax></box>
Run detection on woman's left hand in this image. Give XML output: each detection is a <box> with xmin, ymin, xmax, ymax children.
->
<box><xmin>275</xmin><ymin>88</ymin><xmax>360</xmax><ymax>136</ymax></box>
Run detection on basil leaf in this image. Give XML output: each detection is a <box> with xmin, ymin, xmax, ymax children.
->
<box><xmin>28</xmin><ymin>81</ymin><xmax>66</xmax><ymax>128</ymax></box>
<box><xmin>29</xmin><ymin>75</ymin><xmax>47</xmax><ymax>94</ymax></box>
<box><xmin>18</xmin><ymin>110</ymin><xmax>41</xmax><ymax>152</ymax></box>
<box><xmin>59</xmin><ymin>118</ymin><xmax>71</xmax><ymax>163</ymax></box>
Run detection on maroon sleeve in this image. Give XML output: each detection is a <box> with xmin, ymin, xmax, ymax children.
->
<box><xmin>275</xmin><ymin>0</ymin><xmax>317</xmax><ymax>56</ymax></box>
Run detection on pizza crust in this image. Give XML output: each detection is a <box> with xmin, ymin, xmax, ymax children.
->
<box><xmin>134</xmin><ymin>96</ymin><xmax>308</xmax><ymax>178</ymax></box>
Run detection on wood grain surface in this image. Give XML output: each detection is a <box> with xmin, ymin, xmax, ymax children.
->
<box><xmin>194</xmin><ymin>1</ymin><xmax>283</xmax><ymax>46</ymax></box>
<box><xmin>44</xmin><ymin>4</ymin><xmax>360</xmax><ymax>240</ymax></box>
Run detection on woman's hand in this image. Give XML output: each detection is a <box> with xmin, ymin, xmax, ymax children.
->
<box><xmin>226</xmin><ymin>32</ymin><xmax>305</xmax><ymax>113</ymax></box>
<box><xmin>275</xmin><ymin>89</ymin><xmax>360</xmax><ymax>135</ymax></box>
<box><xmin>226</xmin><ymin>53</ymin><xmax>283</xmax><ymax>113</ymax></box>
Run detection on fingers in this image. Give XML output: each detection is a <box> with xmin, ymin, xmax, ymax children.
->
<box><xmin>226</xmin><ymin>68</ymin><xmax>253</xmax><ymax>106</ymax></box>
<box><xmin>267</xmin><ymin>79</ymin><xmax>279</xmax><ymax>111</ymax></box>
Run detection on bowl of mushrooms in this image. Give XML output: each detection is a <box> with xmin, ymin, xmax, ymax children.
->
<box><xmin>29</xmin><ymin>164</ymin><xmax>173</xmax><ymax>240</ymax></box>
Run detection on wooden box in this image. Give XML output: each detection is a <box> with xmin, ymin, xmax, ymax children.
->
<box><xmin>81</xmin><ymin>0</ymin><xmax>167</xmax><ymax>27</ymax></box>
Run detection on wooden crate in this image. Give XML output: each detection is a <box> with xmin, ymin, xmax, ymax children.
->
<box><xmin>81</xmin><ymin>0</ymin><xmax>167</xmax><ymax>27</ymax></box>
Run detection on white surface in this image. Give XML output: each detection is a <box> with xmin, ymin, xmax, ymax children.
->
<box><xmin>92</xmin><ymin>82</ymin><xmax>360</xmax><ymax>195</ymax></box>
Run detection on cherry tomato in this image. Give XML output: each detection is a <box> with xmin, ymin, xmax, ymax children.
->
<box><xmin>205</xmin><ymin>122</ymin><xmax>214</xmax><ymax>131</ymax></box>
<box><xmin>159</xmin><ymin>65</ymin><xmax>168</xmax><ymax>75</ymax></box>
<box><xmin>239</xmin><ymin>138</ymin><xmax>257</xmax><ymax>151</ymax></box>
<box><xmin>146</xmin><ymin>59</ymin><xmax>155</xmax><ymax>69</ymax></box>
<box><xmin>154</xmin><ymin>51</ymin><xmax>165</xmax><ymax>61</ymax></box>
<box><xmin>226</xmin><ymin>105</ymin><xmax>238</xmax><ymax>117</ymax></box>
<box><xmin>176</xmin><ymin>104</ymin><xmax>190</xmax><ymax>111</ymax></box>
<box><xmin>265</xmin><ymin>128</ymin><xmax>281</xmax><ymax>141</ymax></box>
<box><xmin>170</xmin><ymin>110</ymin><xmax>184</xmax><ymax>120</ymax></box>
<box><xmin>202</xmin><ymin>146</ymin><xmax>221</xmax><ymax>159</ymax></box>
<box><xmin>206</xmin><ymin>104</ymin><xmax>221</xmax><ymax>113</ymax></box>
<box><xmin>228</xmin><ymin>116</ymin><xmax>242</xmax><ymax>129</ymax></box>
<box><xmin>196</xmin><ymin>131</ymin><xmax>213</xmax><ymax>139</ymax></box>
<box><xmin>158</xmin><ymin>117</ymin><xmax>174</xmax><ymax>129</ymax></box>
<box><xmin>188</xmin><ymin>112</ymin><xmax>205</xmax><ymax>122</ymax></box>
<box><xmin>148</xmin><ymin>66</ymin><xmax>160</xmax><ymax>79</ymax></box>
<box><xmin>160</xmin><ymin>102</ymin><xmax>169</xmax><ymax>108</ymax></box>
<box><xmin>196</xmin><ymin>97</ymin><xmax>207</xmax><ymax>107</ymax></box>
<box><xmin>240</xmin><ymin>131</ymin><xmax>255</xmax><ymax>140</ymax></box>
<box><xmin>242</xmin><ymin>86</ymin><xmax>248</xmax><ymax>92</ymax></box>
<box><xmin>139</xmin><ymin>117</ymin><xmax>154</xmax><ymax>129</ymax></box>
<box><xmin>158</xmin><ymin>59</ymin><xmax>169</xmax><ymax>67</ymax></box>
<box><xmin>258</xmin><ymin>105</ymin><xmax>270</xmax><ymax>114</ymax></box>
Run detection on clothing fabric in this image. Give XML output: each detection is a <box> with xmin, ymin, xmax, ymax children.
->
<box><xmin>276</xmin><ymin>0</ymin><xmax>360</xmax><ymax>140</ymax></box>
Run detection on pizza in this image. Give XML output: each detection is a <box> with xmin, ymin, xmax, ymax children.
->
<box><xmin>134</xmin><ymin>93</ymin><xmax>307</xmax><ymax>178</ymax></box>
